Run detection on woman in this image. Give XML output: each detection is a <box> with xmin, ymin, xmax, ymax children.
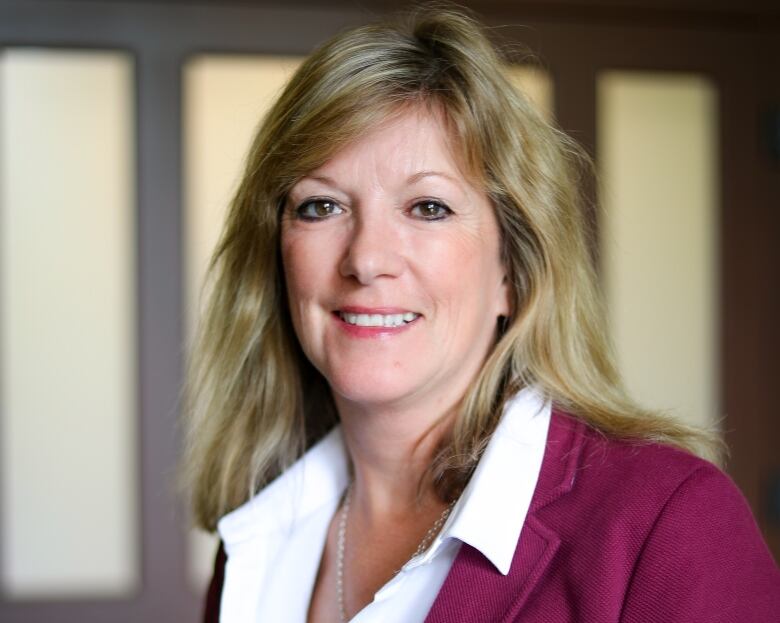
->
<box><xmin>185</xmin><ymin>7</ymin><xmax>780</xmax><ymax>622</ymax></box>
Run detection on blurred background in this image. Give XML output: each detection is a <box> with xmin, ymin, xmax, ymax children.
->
<box><xmin>0</xmin><ymin>0</ymin><xmax>777</xmax><ymax>620</ymax></box>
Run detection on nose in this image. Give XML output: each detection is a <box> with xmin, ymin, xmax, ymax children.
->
<box><xmin>339</xmin><ymin>212</ymin><xmax>404</xmax><ymax>284</ymax></box>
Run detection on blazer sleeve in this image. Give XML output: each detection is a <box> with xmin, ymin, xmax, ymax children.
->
<box><xmin>619</xmin><ymin>463</ymin><xmax>780</xmax><ymax>622</ymax></box>
<box><xmin>203</xmin><ymin>541</ymin><xmax>227</xmax><ymax>623</ymax></box>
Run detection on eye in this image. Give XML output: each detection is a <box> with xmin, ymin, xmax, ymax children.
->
<box><xmin>295</xmin><ymin>198</ymin><xmax>344</xmax><ymax>221</ymax></box>
<box><xmin>410</xmin><ymin>200</ymin><xmax>453</xmax><ymax>221</ymax></box>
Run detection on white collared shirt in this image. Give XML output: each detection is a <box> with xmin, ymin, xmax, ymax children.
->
<box><xmin>217</xmin><ymin>388</ymin><xmax>551</xmax><ymax>622</ymax></box>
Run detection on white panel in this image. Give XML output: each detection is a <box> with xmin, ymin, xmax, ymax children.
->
<box><xmin>183</xmin><ymin>54</ymin><xmax>302</xmax><ymax>591</ymax></box>
<box><xmin>505</xmin><ymin>64</ymin><xmax>554</xmax><ymax>121</ymax></box>
<box><xmin>598</xmin><ymin>72</ymin><xmax>718</xmax><ymax>429</ymax></box>
<box><xmin>0</xmin><ymin>49</ymin><xmax>137</xmax><ymax>597</ymax></box>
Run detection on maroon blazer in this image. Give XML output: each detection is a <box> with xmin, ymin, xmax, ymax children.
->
<box><xmin>204</xmin><ymin>411</ymin><xmax>780</xmax><ymax>622</ymax></box>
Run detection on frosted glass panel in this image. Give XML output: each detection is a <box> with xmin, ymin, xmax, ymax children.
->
<box><xmin>598</xmin><ymin>72</ymin><xmax>718</xmax><ymax>429</ymax></box>
<box><xmin>0</xmin><ymin>49</ymin><xmax>137</xmax><ymax>597</ymax></box>
<box><xmin>184</xmin><ymin>55</ymin><xmax>302</xmax><ymax>333</ymax></box>
<box><xmin>506</xmin><ymin>65</ymin><xmax>554</xmax><ymax>121</ymax></box>
<box><xmin>505</xmin><ymin>64</ymin><xmax>554</xmax><ymax>121</ymax></box>
<box><xmin>183</xmin><ymin>54</ymin><xmax>302</xmax><ymax>591</ymax></box>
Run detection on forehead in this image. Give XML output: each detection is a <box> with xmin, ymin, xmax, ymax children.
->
<box><xmin>305</xmin><ymin>106</ymin><xmax>476</xmax><ymax>187</ymax></box>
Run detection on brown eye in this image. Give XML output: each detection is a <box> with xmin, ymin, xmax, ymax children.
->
<box><xmin>296</xmin><ymin>198</ymin><xmax>344</xmax><ymax>220</ymax></box>
<box><xmin>411</xmin><ymin>200</ymin><xmax>452</xmax><ymax>220</ymax></box>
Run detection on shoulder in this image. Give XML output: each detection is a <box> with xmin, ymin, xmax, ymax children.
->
<box><xmin>541</xmin><ymin>409</ymin><xmax>762</xmax><ymax>538</ymax></box>
<box><xmin>531</xmin><ymin>410</ymin><xmax>780</xmax><ymax>621</ymax></box>
<box><xmin>566</xmin><ymin>416</ymin><xmax>759</xmax><ymax>546</ymax></box>
<box><xmin>531</xmin><ymin>410</ymin><xmax>739</xmax><ymax>563</ymax></box>
<box><xmin>535</xmin><ymin>409</ymin><xmax>718</xmax><ymax>517</ymax></box>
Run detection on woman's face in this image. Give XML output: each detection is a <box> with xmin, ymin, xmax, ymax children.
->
<box><xmin>281</xmin><ymin>108</ymin><xmax>510</xmax><ymax>415</ymax></box>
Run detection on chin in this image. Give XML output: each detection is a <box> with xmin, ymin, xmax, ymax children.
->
<box><xmin>326</xmin><ymin>372</ymin><xmax>420</xmax><ymax>411</ymax></box>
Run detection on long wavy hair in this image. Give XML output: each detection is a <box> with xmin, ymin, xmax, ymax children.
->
<box><xmin>183</xmin><ymin>6</ymin><xmax>720</xmax><ymax>531</ymax></box>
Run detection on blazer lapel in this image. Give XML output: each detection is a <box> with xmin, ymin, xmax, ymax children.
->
<box><xmin>425</xmin><ymin>412</ymin><xmax>585</xmax><ymax>623</ymax></box>
<box><xmin>424</xmin><ymin>519</ymin><xmax>560</xmax><ymax>623</ymax></box>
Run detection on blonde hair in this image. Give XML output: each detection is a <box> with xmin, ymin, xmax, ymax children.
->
<box><xmin>184</xmin><ymin>6</ymin><xmax>720</xmax><ymax>531</ymax></box>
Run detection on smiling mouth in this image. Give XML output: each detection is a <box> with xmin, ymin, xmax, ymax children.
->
<box><xmin>337</xmin><ymin>311</ymin><xmax>420</xmax><ymax>328</ymax></box>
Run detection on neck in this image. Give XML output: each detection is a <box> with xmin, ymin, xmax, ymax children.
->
<box><xmin>335</xmin><ymin>397</ymin><xmax>455</xmax><ymax>518</ymax></box>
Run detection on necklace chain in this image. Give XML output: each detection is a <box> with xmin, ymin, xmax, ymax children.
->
<box><xmin>336</xmin><ymin>483</ymin><xmax>456</xmax><ymax>622</ymax></box>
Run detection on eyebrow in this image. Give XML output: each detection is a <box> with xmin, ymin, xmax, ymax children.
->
<box><xmin>301</xmin><ymin>174</ymin><xmax>337</xmax><ymax>186</ymax></box>
<box><xmin>298</xmin><ymin>170</ymin><xmax>462</xmax><ymax>188</ymax></box>
<box><xmin>406</xmin><ymin>170</ymin><xmax>463</xmax><ymax>188</ymax></box>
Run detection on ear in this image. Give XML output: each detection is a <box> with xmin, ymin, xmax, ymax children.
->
<box><xmin>495</xmin><ymin>272</ymin><xmax>513</xmax><ymax>319</ymax></box>
<box><xmin>497</xmin><ymin>314</ymin><xmax>509</xmax><ymax>336</ymax></box>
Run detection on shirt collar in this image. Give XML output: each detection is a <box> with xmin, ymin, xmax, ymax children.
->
<box><xmin>218</xmin><ymin>387</ymin><xmax>551</xmax><ymax>574</ymax></box>
<box><xmin>427</xmin><ymin>387</ymin><xmax>552</xmax><ymax>576</ymax></box>
<box><xmin>218</xmin><ymin>426</ymin><xmax>349</xmax><ymax>549</ymax></box>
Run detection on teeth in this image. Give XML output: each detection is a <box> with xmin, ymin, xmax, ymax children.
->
<box><xmin>339</xmin><ymin>312</ymin><xmax>419</xmax><ymax>327</ymax></box>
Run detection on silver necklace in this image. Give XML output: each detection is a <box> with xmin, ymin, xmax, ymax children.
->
<box><xmin>336</xmin><ymin>483</ymin><xmax>456</xmax><ymax>622</ymax></box>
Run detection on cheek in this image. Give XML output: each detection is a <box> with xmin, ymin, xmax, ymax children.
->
<box><xmin>424</xmin><ymin>227</ymin><xmax>501</xmax><ymax>287</ymax></box>
<box><xmin>440</xmin><ymin>227</ymin><xmax>506</xmax><ymax>319</ymax></box>
<box><xmin>418</xmin><ymin>226</ymin><xmax>480</xmax><ymax>266</ymax></box>
<box><xmin>280</xmin><ymin>242</ymin><xmax>304</xmax><ymax>298</ymax></box>
<box><xmin>280</xmin><ymin>231</ymin><xmax>341</xmax><ymax>348</ymax></box>
<box><xmin>280</xmin><ymin>232</ymin><xmax>322</xmax><ymax>298</ymax></box>
<box><xmin>280</xmin><ymin>235</ymin><xmax>317</xmax><ymax>335</ymax></box>
<box><xmin>416</xmin><ymin>236</ymin><xmax>493</xmax><ymax>333</ymax></box>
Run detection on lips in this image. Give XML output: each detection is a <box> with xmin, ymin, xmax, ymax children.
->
<box><xmin>337</xmin><ymin>311</ymin><xmax>420</xmax><ymax>328</ymax></box>
<box><xmin>333</xmin><ymin>306</ymin><xmax>422</xmax><ymax>333</ymax></box>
